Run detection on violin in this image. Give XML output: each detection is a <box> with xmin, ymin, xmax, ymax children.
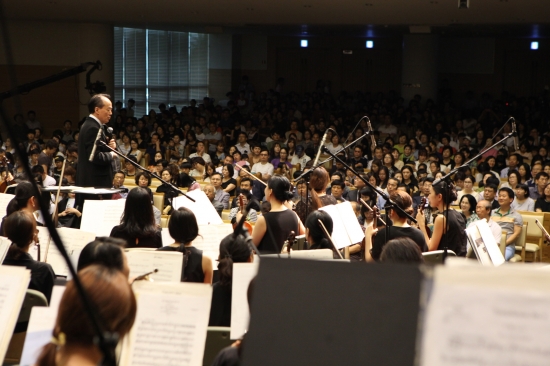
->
<box><xmin>282</xmin><ymin>230</ymin><xmax>297</xmax><ymax>256</ymax></box>
<box><xmin>233</xmin><ymin>194</ymin><xmax>253</xmax><ymax>235</ymax></box>
<box><xmin>420</xmin><ymin>197</ymin><xmax>432</xmax><ymax>238</ymax></box>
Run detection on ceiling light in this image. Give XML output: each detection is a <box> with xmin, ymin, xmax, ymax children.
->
<box><xmin>366</xmin><ymin>40</ymin><xmax>373</xmax><ymax>49</ymax></box>
<box><xmin>301</xmin><ymin>40</ymin><xmax>308</xmax><ymax>48</ymax></box>
<box><xmin>531</xmin><ymin>41</ymin><xmax>539</xmax><ymax>50</ymax></box>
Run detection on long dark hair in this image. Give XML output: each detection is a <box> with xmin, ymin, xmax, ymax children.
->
<box><xmin>304</xmin><ymin>210</ymin><xmax>333</xmax><ymax>250</ymax></box>
<box><xmin>119</xmin><ymin>187</ymin><xmax>158</xmax><ymax>238</ymax></box>
<box><xmin>217</xmin><ymin>233</ymin><xmax>252</xmax><ymax>286</ymax></box>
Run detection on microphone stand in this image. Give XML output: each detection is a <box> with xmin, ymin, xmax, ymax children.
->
<box><xmin>96</xmin><ymin>140</ymin><xmax>195</xmax><ymax>202</ymax></box>
<box><xmin>320</xmin><ymin>146</ymin><xmax>417</xmax><ymax>246</ymax></box>
<box><xmin>292</xmin><ymin>130</ymin><xmax>376</xmax><ymax>221</ymax></box>
<box><xmin>432</xmin><ymin>125</ymin><xmax>516</xmax><ymax>262</ymax></box>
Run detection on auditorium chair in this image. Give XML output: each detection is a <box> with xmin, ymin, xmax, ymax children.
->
<box><xmin>422</xmin><ymin>250</ymin><xmax>457</xmax><ymax>265</ymax></box>
<box><xmin>517</xmin><ymin>211</ymin><xmax>545</xmax><ymax>262</ymax></box>
<box><xmin>510</xmin><ymin>224</ymin><xmax>528</xmax><ymax>263</ymax></box>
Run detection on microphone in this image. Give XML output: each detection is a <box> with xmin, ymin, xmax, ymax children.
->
<box><xmin>105</xmin><ymin>126</ymin><xmax>113</xmax><ymax>140</ymax></box>
<box><xmin>88</xmin><ymin>126</ymin><xmax>104</xmax><ymax>162</ymax></box>
<box><xmin>312</xmin><ymin>130</ymin><xmax>328</xmax><ymax>167</ymax></box>
<box><xmin>512</xmin><ymin>119</ymin><xmax>519</xmax><ymax>151</ymax></box>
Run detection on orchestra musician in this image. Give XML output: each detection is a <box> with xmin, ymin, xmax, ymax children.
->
<box><xmin>252</xmin><ymin>176</ymin><xmax>305</xmax><ymax>253</ymax></box>
<box><xmin>416</xmin><ymin>182</ymin><xmax>467</xmax><ymax>256</ymax></box>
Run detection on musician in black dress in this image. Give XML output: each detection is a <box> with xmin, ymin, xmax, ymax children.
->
<box><xmin>157</xmin><ymin>207</ymin><xmax>213</xmax><ymax>283</ymax></box>
<box><xmin>251</xmin><ymin>176</ymin><xmax>305</xmax><ymax>253</ymax></box>
<box><xmin>416</xmin><ymin>182</ymin><xmax>467</xmax><ymax>256</ymax></box>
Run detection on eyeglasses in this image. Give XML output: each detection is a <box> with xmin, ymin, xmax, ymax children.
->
<box><xmin>260</xmin><ymin>153</ymin><xmax>269</xmax><ymax>156</ymax></box>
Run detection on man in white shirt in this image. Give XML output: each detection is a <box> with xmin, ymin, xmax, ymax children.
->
<box><xmin>290</xmin><ymin>145</ymin><xmax>311</xmax><ymax>168</ymax></box>
<box><xmin>189</xmin><ymin>141</ymin><xmax>211</xmax><ymax>164</ymax></box>
<box><xmin>469</xmin><ymin>199</ymin><xmax>502</xmax><ymax>244</ymax></box>
<box><xmin>235</xmin><ymin>132</ymin><xmax>251</xmax><ymax>155</ymax></box>
<box><xmin>251</xmin><ymin>148</ymin><xmax>274</xmax><ymax>182</ymax></box>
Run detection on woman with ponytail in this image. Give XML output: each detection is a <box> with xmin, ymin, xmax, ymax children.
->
<box><xmin>2</xmin><ymin>210</ymin><xmax>55</xmax><ymax>302</ymax></box>
<box><xmin>252</xmin><ymin>175</ymin><xmax>305</xmax><ymax>253</ymax></box>
<box><xmin>209</xmin><ymin>232</ymin><xmax>254</xmax><ymax>326</ymax></box>
<box><xmin>295</xmin><ymin>167</ymin><xmax>336</xmax><ymax>223</ymax></box>
<box><xmin>0</xmin><ymin>181</ymin><xmax>41</xmax><ymax>235</ymax></box>
<box><xmin>35</xmin><ymin>265</ymin><xmax>136</xmax><ymax>366</ymax></box>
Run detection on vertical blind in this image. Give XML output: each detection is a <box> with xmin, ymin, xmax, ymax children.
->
<box><xmin>114</xmin><ymin>27</ymin><xmax>209</xmax><ymax>117</ymax></box>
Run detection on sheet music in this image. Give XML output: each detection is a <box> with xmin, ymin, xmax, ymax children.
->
<box><xmin>0</xmin><ymin>193</ymin><xmax>14</xmax><ymax>220</ymax></box>
<box><xmin>122</xmin><ymin>281</ymin><xmax>212</xmax><ymax>366</ymax></box>
<box><xmin>126</xmin><ymin>251</ymin><xmax>183</xmax><ymax>282</ymax></box>
<box><xmin>20</xmin><ymin>306</ymin><xmax>57</xmax><ymax>366</ymax></box>
<box><xmin>161</xmin><ymin>228</ymin><xmax>174</xmax><ymax>246</ymax></box>
<box><xmin>230</xmin><ymin>262</ymin><xmax>259</xmax><ymax>340</ymax></box>
<box><xmin>80</xmin><ymin>199</ymin><xmax>126</xmax><ymax>237</ymax></box>
<box><xmin>0</xmin><ymin>237</ymin><xmax>10</xmax><ymax>263</ymax></box>
<box><xmin>172</xmin><ymin>190</ymin><xmax>223</xmax><ymax>225</ymax></box>
<box><xmin>421</xmin><ymin>265</ymin><xmax>550</xmax><ymax>366</ymax></box>
<box><xmin>0</xmin><ymin>266</ymin><xmax>31</xmax><ymax>362</ymax></box>
<box><xmin>194</xmin><ymin>224</ymin><xmax>234</xmax><ymax>260</ymax></box>
<box><xmin>336</xmin><ymin>201</ymin><xmax>365</xmax><ymax>245</ymax></box>
<box><xmin>319</xmin><ymin>204</ymin><xmax>352</xmax><ymax>249</ymax></box>
<box><xmin>44</xmin><ymin>228</ymin><xmax>96</xmax><ymax>277</ymax></box>
<box><xmin>466</xmin><ymin>220</ymin><xmax>504</xmax><ymax>266</ymax></box>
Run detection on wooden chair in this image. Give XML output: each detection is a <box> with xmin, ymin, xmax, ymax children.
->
<box><xmin>510</xmin><ymin>224</ymin><xmax>527</xmax><ymax>263</ymax></box>
<box><xmin>499</xmin><ymin>231</ymin><xmax>508</xmax><ymax>257</ymax></box>
<box><xmin>516</xmin><ymin>211</ymin><xmax>545</xmax><ymax>262</ymax></box>
<box><xmin>161</xmin><ymin>214</ymin><xmax>170</xmax><ymax>228</ymax></box>
<box><xmin>152</xmin><ymin>192</ymin><xmax>165</xmax><ymax>212</ymax></box>
<box><xmin>4</xmin><ymin>289</ymin><xmax>48</xmax><ymax>364</ymax></box>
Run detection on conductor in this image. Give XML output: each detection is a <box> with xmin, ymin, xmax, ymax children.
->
<box><xmin>76</xmin><ymin>94</ymin><xmax>118</xmax><ymax>188</ymax></box>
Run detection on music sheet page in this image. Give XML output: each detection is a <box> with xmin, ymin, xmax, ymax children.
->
<box><xmin>336</xmin><ymin>201</ymin><xmax>365</xmax><ymax>245</ymax></box>
<box><xmin>230</xmin><ymin>262</ymin><xmax>259</xmax><ymax>339</ymax></box>
<box><xmin>0</xmin><ymin>237</ymin><xmax>10</xmax><ymax>263</ymax></box>
<box><xmin>0</xmin><ymin>266</ymin><xmax>31</xmax><ymax>361</ymax></box>
<box><xmin>44</xmin><ymin>228</ymin><xmax>96</xmax><ymax>276</ymax></box>
<box><xmin>194</xmin><ymin>224</ymin><xmax>234</xmax><ymax>260</ymax></box>
<box><xmin>319</xmin><ymin>204</ymin><xmax>351</xmax><ymax>249</ymax></box>
<box><xmin>172</xmin><ymin>190</ymin><xmax>223</xmax><ymax>225</ymax></box>
<box><xmin>0</xmin><ymin>193</ymin><xmax>14</xmax><ymax>220</ymax></box>
<box><xmin>80</xmin><ymin>199</ymin><xmax>126</xmax><ymax>237</ymax></box>
<box><xmin>121</xmin><ymin>282</ymin><xmax>212</xmax><ymax>366</ymax></box>
<box><xmin>126</xmin><ymin>251</ymin><xmax>183</xmax><ymax>282</ymax></box>
<box><xmin>421</xmin><ymin>265</ymin><xmax>550</xmax><ymax>366</ymax></box>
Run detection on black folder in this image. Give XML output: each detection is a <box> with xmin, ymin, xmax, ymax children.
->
<box><xmin>242</xmin><ymin>258</ymin><xmax>423</xmax><ymax>366</ymax></box>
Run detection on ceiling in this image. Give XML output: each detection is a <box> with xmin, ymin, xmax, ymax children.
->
<box><xmin>3</xmin><ymin>0</ymin><xmax>550</xmax><ymax>37</ymax></box>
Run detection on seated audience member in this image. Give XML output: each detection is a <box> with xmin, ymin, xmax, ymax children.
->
<box><xmin>57</xmin><ymin>188</ymin><xmax>82</xmax><ymax>228</ymax></box>
<box><xmin>459</xmin><ymin>194</ymin><xmax>479</xmax><ymax>227</ymax></box>
<box><xmin>252</xmin><ymin>176</ymin><xmax>305</xmax><ymax>253</ymax></box>
<box><xmin>123</xmin><ymin>155</ymin><xmax>138</xmax><ymax>177</ymax></box>
<box><xmin>529</xmin><ymin>172</ymin><xmax>549</xmax><ymax>200</ymax></box>
<box><xmin>304</xmin><ymin>210</ymin><xmax>334</xmax><ymax>251</ymax></box>
<box><xmin>366</xmin><ymin>191</ymin><xmax>427</xmax><ymax>262</ymax></box>
<box><xmin>251</xmin><ymin>148</ymin><xmax>275</xmax><ymax>182</ymax></box>
<box><xmin>2</xmin><ymin>210</ymin><xmax>55</xmax><ymax>303</ymax></box>
<box><xmin>478</xmin><ymin>182</ymin><xmax>500</xmax><ymax>210</ymax></box>
<box><xmin>379</xmin><ymin>237</ymin><xmax>425</xmax><ymax>264</ymax></box>
<box><xmin>512</xmin><ymin>183</ymin><xmax>535</xmax><ymax>212</ymax></box>
<box><xmin>209</xmin><ymin>232</ymin><xmax>254</xmax><ymax>326</ymax></box>
<box><xmin>468</xmin><ymin>199</ymin><xmax>502</xmax><ymax>244</ymax></box>
<box><xmin>229</xmin><ymin>190</ymin><xmax>259</xmax><ymax>225</ymax></box>
<box><xmin>155</xmin><ymin>168</ymin><xmax>179</xmax><ymax>213</ymax></box>
<box><xmin>112</xmin><ymin>170</ymin><xmax>128</xmax><ymax>199</ymax></box>
<box><xmin>77</xmin><ymin>237</ymin><xmax>129</xmax><ymax>277</ymax></box>
<box><xmin>416</xmin><ymin>182</ymin><xmax>467</xmax><ymax>256</ymax></box>
<box><xmin>330</xmin><ymin>180</ymin><xmax>347</xmax><ymax>203</ymax></box>
<box><xmin>31</xmin><ymin>164</ymin><xmax>56</xmax><ymax>187</ymax></box>
<box><xmin>110</xmin><ymin>187</ymin><xmax>162</xmax><ymax>248</ymax></box>
<box><xmin>210</xmin><ymin>172</ymin><xmax>230</xmax><ymax>209</ymax></box>
<box><xmin>535</xmin><ymin>183</ymin><xmax>550</xmax><ymax>212</ymax></box>
<box><xmin>35</xmin><ymin>265</ymin><xmax>136</xmax><ymax>366</ymax></box>
<box><xmin>492</xmin><ymin>187</ymin><xmax>523</xmax><ymax>261</ymax></box>
<box><xmin>204</xmin><ymin>184</ymin><xmax>224</xmax><ymax>216</ymax></box>
<box><xmin>158</xmin><ymin>207</ymin><xmax>213</xmax><ymax>283</ymax></box>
